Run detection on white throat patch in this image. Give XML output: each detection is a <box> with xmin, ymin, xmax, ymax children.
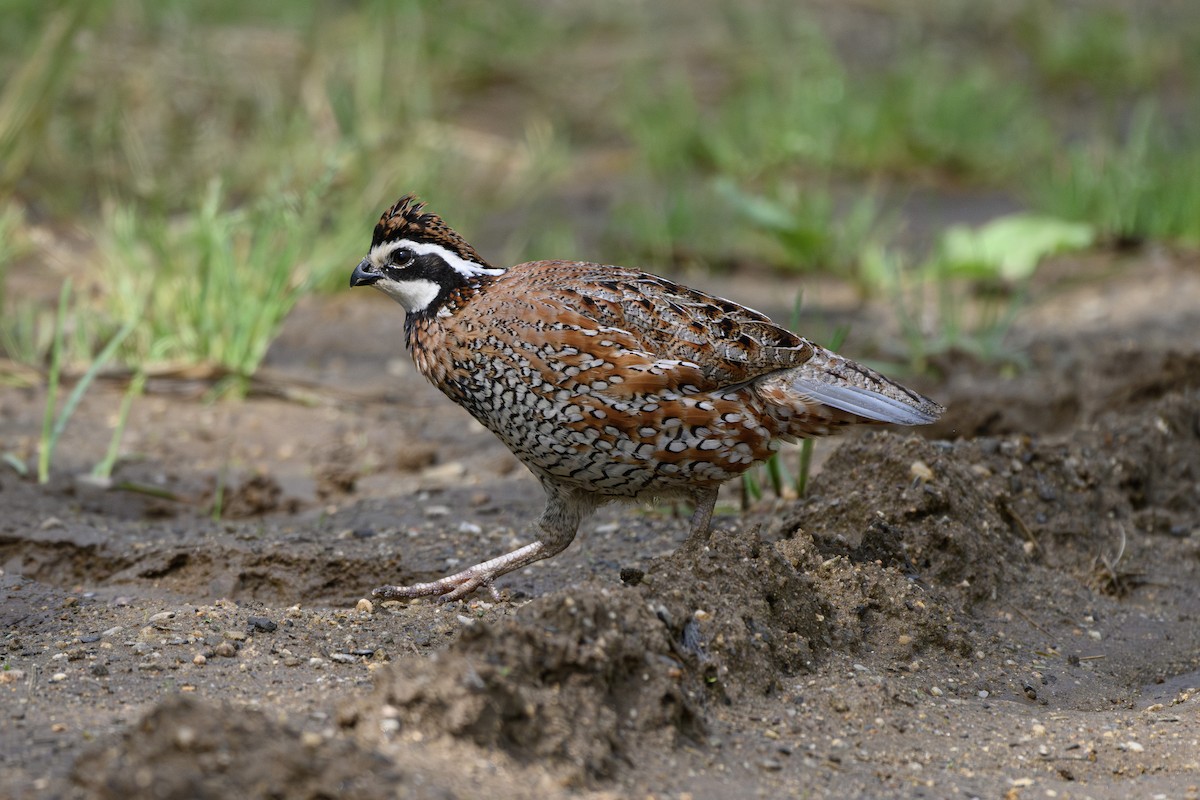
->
<box><xmin>374</xmin><ymin>276</ymin><xmax>441</xmax><ymax>313</ymax></box>
<box><xmin>368</xmin><ymin>239</ymin><xmax>505</xmax><ymax>279</ymax></box>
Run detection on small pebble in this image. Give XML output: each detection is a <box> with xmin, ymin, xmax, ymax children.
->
<box><xmin>910</xmin><ymin>460</ymin><xmax>934</xmax><ymax>482</ymax></box>
<box><xmin>619</xmin><ymin>568</ymin><xmax>645</xmax><ymax>586</ymax></box>
<box><xmin>247</xmin><ymin>616</ymin><xmax>277</xmax><ymax>633</ymax></box>
<box><xmin>50</xmin><ymin>672</ymin><xmax>67</xmax><ymax>683</ymax></box>
<box><xmin>148</xmin><ymin>612</ymin><xmax>175</xmax><ymax>623</ymax></box>
<box><xmin>929</xmin><ymin>686</ymin><xmax>944</xmax><ymax>697</ymax></box>
<box><xmin>1123</xmin><ymin>741</ymin><xmax>1145</xmax><ymax>753</ymax></box>
<box><xmin>175</xmin><ymin>726</ymin><xmax>196</xmax><ymax>747</ymax></box>
<box><xmin>330</xmin><ymin>652</ymin><xmax>357</xmax><ymax>664</ymax></box>
<box><xmin>214</xmin><ymin>642</ymin><xmax>237</xmax><ymax>658</ymax></box>
<box><xmin>193</xmin><ymin>654</ymin><xmax>207</xmax><ymax>666</ymax></box>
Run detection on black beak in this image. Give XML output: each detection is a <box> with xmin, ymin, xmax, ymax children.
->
<box><xmin>350</xmin><ymin>258</ymin><xmax>381</xmax><ymax>288</ymax></box>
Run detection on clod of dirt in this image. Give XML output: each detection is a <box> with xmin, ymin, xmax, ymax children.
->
<box><xmin>342</xmin><ymin>584</ymin><xmax>701</xmax><ymax>784</ymax></box>
<box><xmin>793</xmin><ymin>432</ymin><xmax>1027</xmax><ymax>607</ymax></box>
<box><xmin>394</xmin><ymin>441</ymin><xmax>438</xmax><ymax>472</ymax></box>
<box><xmin>220</xmin><ymin>473</ymin><xmax>287</xmax><ymax>517</ymax></box>
<box><xmin>638</xmin><ymin>527</ymin><xmax>833</xmax><ymax>700</ymax></box>
<box><xmin>316</xmin><ymin>443</ymin><xmax>362</xmax><ymax>498</ymax></box>
<box><xmin>71</xmin><ymin>694</ymin><xmax>417</xmax><ymax>800</ymax></box>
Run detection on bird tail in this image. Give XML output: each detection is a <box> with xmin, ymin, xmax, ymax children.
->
<box><xmin>755</xmin><ymin>347</ymin><xmax>943</xmax><ymax>438</ymax></box>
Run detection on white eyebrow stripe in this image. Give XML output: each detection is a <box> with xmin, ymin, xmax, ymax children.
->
<box><xmin>370</xmin><ymin>239</ymin><xmax>505</xmax><ymax>278</ymax></box>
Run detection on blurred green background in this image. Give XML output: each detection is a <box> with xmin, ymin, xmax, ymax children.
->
<box><xmin>2</xmin><ymin>0</ymin><xmax>1198</xmax><ymax>385</ymax></box>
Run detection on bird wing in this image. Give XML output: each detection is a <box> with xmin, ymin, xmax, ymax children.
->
<box><xmin>504</xmin><ymin>261</ymin><xmax>816</xmax><ymax>390</ymax></box>
<box><xmin>474</xmin><ymin>261</ymin><xmax>942</xmax><ymax>427</ymax></box>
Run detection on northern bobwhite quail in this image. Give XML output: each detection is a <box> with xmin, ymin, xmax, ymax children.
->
<box><xmin>350</xmin><ymin>195</ymin><xmax>943</xmax><ymax>601</ymax></box>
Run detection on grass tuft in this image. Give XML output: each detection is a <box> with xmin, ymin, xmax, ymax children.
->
<box><xmin>38</xmin><ymin>279</ymin><xmax>138</xmax><ymax>483</ymax></box>
<box><xmin>97</xmin><ymin>179</ymin><xmax>327</xmax><ymax>394</ymax></box>
<box><xmin>1032</xmin><ymin>104</ymin><xmax>1200</xmax><ymax>245</ymax></box>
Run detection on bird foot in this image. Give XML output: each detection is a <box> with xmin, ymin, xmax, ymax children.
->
<box><xmin>373</xmin><ymin>571</ymin><xmax>501</xmax><ymax>604</ymax></box>
<box><xmin>373</xmin><ymin>540</ymin><xmax>558</xmax><ymax>603</ymax></box>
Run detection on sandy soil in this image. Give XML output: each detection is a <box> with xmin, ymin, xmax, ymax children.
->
<box><xmin>2</xmin><ymin>248</ymin><xmax>1199</xmax><ymax>799</ymax></box>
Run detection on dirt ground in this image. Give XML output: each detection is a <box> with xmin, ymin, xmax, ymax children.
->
<box><xmin>2</xmin><ymin>246</ymin><xmax>1199</xmax><ymax>800</ymax></box>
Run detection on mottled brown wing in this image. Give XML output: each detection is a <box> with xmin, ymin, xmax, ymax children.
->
<box><xmin>451</xmin><ymin>284</ymin><xmax>716</xmax><ymax>406</ymax></box>
<box><xmin>508</xmin><ymin>261</ymin><xmax>815</xmax><ymax>388</ymax></box>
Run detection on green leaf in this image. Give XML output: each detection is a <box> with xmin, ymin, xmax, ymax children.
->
<box><xmin>938</xmin><ymin>213</ymin><xmax>1095</xmax><ymax>281</ymax></box>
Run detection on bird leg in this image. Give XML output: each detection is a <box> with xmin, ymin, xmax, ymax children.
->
<box><xmin>372</xmin><ymin>486</ymin><xmax>584</xmax><ymax>603</ymax></box>
<box><xmin>683</xmin><ymin>486</ymin><xmax>719</xmax><ymax>547</ymax></box>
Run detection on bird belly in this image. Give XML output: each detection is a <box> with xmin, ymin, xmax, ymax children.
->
<box><xmin>451</xmin><ymin>368</ymin><xmax>782</xmax><ymax>497</ymax></box>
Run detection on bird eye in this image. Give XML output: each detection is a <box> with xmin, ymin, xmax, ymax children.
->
<box><xmin>393</xmin><ymin>247</ymin><xmax>415</xmax><ymax>267</ymax></box>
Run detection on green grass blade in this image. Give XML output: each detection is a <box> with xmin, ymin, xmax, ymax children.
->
<box><xmin>741</xmin><ymin>470</ymin><xmax>763</xmax><ymax>510</ymax></box>
<box><xmin>3</xmin><ymin>451</ymin><xmax>29</xmax><ymax>476</ymax></box>
<box><xmin>92</xmin><ymin>368</ymin><xmax>147</xmax><ymax>481</ymax></box>
<box><xmin>797</xmin><ymin>440</ymin><xmax>814</xmax><ymax>497</ymax></box>
<box><xmin>766</xmin><ymin>452</ymin><xmax>790</xmax><ymax>498</ymax></box>
<box><xmin>37</xmin><ymin>279</ymin><xmax>71</xmax><ymax>484</ymax></box>
<box><xmin>49</xmin><ymin>318</ymin><xmax>137</xmax><ymax>446</ymax></box>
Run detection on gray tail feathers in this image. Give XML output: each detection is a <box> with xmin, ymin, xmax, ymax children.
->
<box><xmin>789</xmin><ymin>352</ymin><xmax>943</xmax><ymax>426</ymax></box>
<box><xmin>790</xmin><ymin>377</ymin><xmax>942</xmax><ymax>425</ymax></box>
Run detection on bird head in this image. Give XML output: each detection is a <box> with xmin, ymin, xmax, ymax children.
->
<box><xmin>350</xmin><ymin>195</ymin><xmax>503</xmax><ymax>314</ymax></box>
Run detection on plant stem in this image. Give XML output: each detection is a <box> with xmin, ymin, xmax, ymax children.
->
<box><xmin>38</xmin><ymin>279</ymin><xmax>71</xmax><ymax>484</ymax></box>
<box><xmin>93</xmin><ymin>368</ymin><xmax>146</xmax><ymax>480</ymax></box>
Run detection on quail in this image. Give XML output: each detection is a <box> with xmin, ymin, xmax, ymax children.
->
<box><xmin>350</xmin><ymin>195</ymin><xmax>943</xmax><ymax>601</ymax></box>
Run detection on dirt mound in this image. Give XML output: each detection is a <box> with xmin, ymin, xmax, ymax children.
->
<box><xmin>637</xmin><ymin>525</ymin><xmax>831</xmax><ymax>699</ymax></box>
<box><xmin>777</xmin><ymin>388</ymin><xmax>1200</xmax><ymax>667</ymax></box>
<box><xmin>341</xmin><ymin>585</ymin><xmax>700</xmax><ymax>783</ymax></box>
<box><xmin>71</xmin><ymin>695</ymin><xmax>414</xmax><ymax>800</ymax></box>
<box><xmin>794</xmin><ymin>432</ymin><xmax>1025</xmax><ymax>606</ymax></box>
<box><xmin>341</xmin><ymin>522</ymin><xmax>846</xmax><ymax>783</ymax></box>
